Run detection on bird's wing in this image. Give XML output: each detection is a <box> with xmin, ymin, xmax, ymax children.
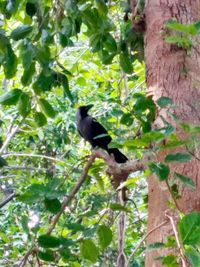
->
<box><xmin>91</xmin><ymin>118</ymin><xmax>109</xmax><ymax>136</ymax></box>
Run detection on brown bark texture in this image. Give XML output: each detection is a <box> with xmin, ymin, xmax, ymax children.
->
<box><xmin>143</xmin><ymin>0</ymin><xmax>200</xmax><ymax>266</ymax></box>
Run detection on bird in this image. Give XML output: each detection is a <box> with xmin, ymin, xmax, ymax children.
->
<box><xmin>76</xmin><ymin>105</ymin><xmax>128</xmax><ymax>163</ymax></box>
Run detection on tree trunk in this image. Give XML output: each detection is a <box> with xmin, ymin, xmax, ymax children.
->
<box><xmin>143</xmin><ymin>1</ymin><xmax>200</xmax><ymax>266</ymax></box>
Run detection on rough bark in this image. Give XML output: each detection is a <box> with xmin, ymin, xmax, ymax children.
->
<box><xmin>143</xmin><ymin>1</ymin><xmax>200</xmax><ymax>266</ymax></box>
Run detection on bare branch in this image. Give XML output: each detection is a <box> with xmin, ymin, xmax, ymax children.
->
<box><xmin>0</xmin><ymin>125</ymin><xmax>20</xmax><ymax>155</ymax></box>
<box><xmin>165</xmin><ymin>211</ymin><xmax>187</xmax><ymax>267</ymax></box>
<box><xmin>126</xmin><ymin>220</ymin><xmax>169</xmax><ymax>266</ymax></box>
<box><xmin>18</xmin><ymin>248</ymin><xmax>33</xmax><ymax>267</ymax></box>
<box><xmin>0</xmin><ymin>192</ymin><xmax>16</xmax><ymax>209</ymax></box>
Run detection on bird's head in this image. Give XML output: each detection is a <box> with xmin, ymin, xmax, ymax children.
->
<box><xmin>77</xmin><ymin>104</ymin><xmax>93</xmax><ymax>117</ymax></box>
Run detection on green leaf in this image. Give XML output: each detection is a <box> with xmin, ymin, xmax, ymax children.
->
<box><xmin>103</xmin><ymin>33</ymin><xmax>117</xmax><ymax>52</ymax></box>
<box><xmin>119</xmin><ymin>53</ymin><xmax>133</xmax><ymax>74</ymax></box>
<box><xmin>0</xmin><ymin>89</ymin><xmax>22</xmax><ymax>105</ymax></box>
<box><xmin>18</xmin><ymin>93</ymin><xmax>31</xmax><ymax>117</ymax></box>
<box><xmin>179</xmin><ymin>212</ymin><xmax>200</xmax><ymax>245</ymax></box>
<box><xmin>34</xmin><ymin>112</ymin><xmax>47</xmax><ymax>127</ymax></box>
<box><xmin>95</xmin><ymin>0</ymin><xmax>108</xmax><ymax>15</ymax></box>
<box><xmin>99</xmin><ymin>50</ymin><xmax>116</xmax><ymax>65</ymax></box>
<box><xmin>180</xmin><ymin>123</ymin><xmax>200</xmax><ymax>133</ymax></box>
<box><xmin>44</xmin><ymin>198</ymin><xmax>61</xmax><ymax>214</ymax></box>
<box><xmin>80</xmin><ymin>239</ymin><xmax>99</xmax><ymax>263</ymax></box>
<box><xmin>0</xmin><ymin>30</ymin><xmax>9</xmax><ymax>52</ymax></box>
<box><xmin>18</xmin><ymin>184</ymin><xmax>46</xmax><ymax>204</ymax></box>
<box><xmin>125</xmin><ymin>131</ymin><xmax>165</xmax><ymax>148</ymax></box>
<box><xmin>185</xmin><ymin>246</ymin><xmax>200</xmax><ymax>267</ymax></box>
<box><xmin>21</xmin><ymin>42</ymin><xmax>35</xmax><ymax>69</ymax></box>
<box><xmin>26</xmin><ymin>2</ymin><xmax>37</xmax><ymax>17</ymax></box>
<box><xmin>165</xmin><ymin>153</ymin><xmax>192</xmax><ymax>163</ymax></box>
<box><xmin>38</xmin><ymin>98</ymin><xmax>56</xmax><ymax>118</ymax></box>
<box><xmin>0</xmin><ymin>156</ymin><xmax>8</xmax><ymax>167</ymax></box>
<box><xmin>120</xmin><ymin>113</ymin><xmax>133</xmax><ymax>126</ymax></box>
<box><xmin>10</xmin><ymin>25</ymin><xmax>33</xmax><ymax>40</ymax></box>
<box><xmin>174</xmin><ymin>172</ymin><xmax>196</xmax><ymax>189</ymax></box>
<box><xmin>38</xmin><ymin>235</ymin><xmax>60</xmax><ymax>248</ymax></box>
<box><xmin>165</xmin><ymin>36</ymin><xmax>192</xmax><ymax>48</ymax></box>
<box><xmin>149</xmin><ymin>163</ymin><xmax>170</xmax><ymax>181</ymax></box>
<box><xmin>21</xmin><ymin>62</ymin><xmax>35</xmax><ymax>86</ymax></box>
<box><xmin>66</xmin><ymin>223</ymin><xmax>85</xmax><ymax>232</ymax></box>
<box><xmin>38</xmin><ymin>250</ymin><xmax>55</xmax><ymax>262</ymax></box>
<box><xmin>162</xmin><ymin>254</ymin><xmax>179</xmax><ymax>267</ymax></box>
<box><xmin>166</xmin><ymin>20</ymin><xmax>198</xmax><ymax>35</ymax></box>
<box><xmin>97</xmin><ymin>225</ymin><xmax>112</xmax><ymax>249</ymax></box>
<box><xmin>59</xmin><ymin>248</ymin><xmax>71</xmax><ymax>260</ymax></box>
<box><xmin>3</xmin><ymin>45</ymin><xmax>18</xmax><ymax>78</ymax></box>
<box><xmin>156</xmin><ymin>96</ymin><xmax>173</xmax><ymax>108</ymax></box>
<box><xmin>110</xmin><ymin>203</ymin><xmax>130</xmax><ymax>212</ymax></box>
<box><xmin>59</xmin><ymin>73</ymin><xmax>73</xmax><ymax>103</ymax></box>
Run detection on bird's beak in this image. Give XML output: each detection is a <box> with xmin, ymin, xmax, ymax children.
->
<box><xmin>85</xmin><ymin>104</ymin><xmax>93</xmax><ymax>111</ymax></box>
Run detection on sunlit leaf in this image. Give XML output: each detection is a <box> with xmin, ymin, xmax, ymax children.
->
<box><xmin>0</xmin><ymin>89</ymin><xmax>22</xmax><ymax>105</ymax></box>
<box><xmin>149</xmin><ymin>163</ymin><xmax>170</xmax><ymax>181</ymax></box>
<box><xmin>18</xmin><ymin>93</ymin><xmax>31</xmax><ymax>117</ymax></box>
<box><xmin>179</xmin><ymin>212</ymin><xmax>200</xmax><ymax>245</ymax></box>
<box><xmin>80</xmin><ymin>239</ymin><xmax>99</xmax><ymax>263</ymax></box>
<box><xmin>38</xmin><ymin>98</ymin><xmax>56</xmax><ymax>118</ymax></box>
<box><xmin>97</xmin><ymin>225</ymin><xmax>112</xmax><ymax>249</ymax></box>
<box><xmin>11</xmin><ymin>25</ymin><xmax>33</xmax><ymax>40</ymax></box>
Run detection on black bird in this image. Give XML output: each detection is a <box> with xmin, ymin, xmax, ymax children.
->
<box><xmin>76</xmin><ymin>105</ymin><xmax>128</xmax><ymax>163</ymax></box>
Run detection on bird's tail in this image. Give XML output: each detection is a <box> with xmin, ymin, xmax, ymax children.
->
<box><xmin>107</xmin><ymin>148</ymin><xmax>128</xmax><ymax>163</ymax></box>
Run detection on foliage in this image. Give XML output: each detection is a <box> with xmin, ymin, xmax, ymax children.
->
<box><xmin>0</xmin><ymin>0</ymin><xmax>199</xmax><ymax>266</ymax></box>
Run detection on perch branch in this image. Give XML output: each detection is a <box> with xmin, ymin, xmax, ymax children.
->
<box><xmin>47</xmin><ymin>150</ymin><xmax>149</xmax><ymax>234</ymax></box>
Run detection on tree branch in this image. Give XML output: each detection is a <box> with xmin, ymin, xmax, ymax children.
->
<box><xmin>0</xmin><ymin>192</ymin><xmax>16</xmax><ymax>209</ymax></box>
<box><xmin>2</xmin><ymin>153</ymin><xmax>65</xmax><ymax>163</ymax></box>
<box><xmin>18</xmin><ymin>247</ymin><xmax>34</xmax><ymax>267</ymax></box>
<box><xmin>47</xmin><ymin>150</ymin><xmax>149</xmax><ymax>234</ymax></box>
<box><xmin>126</xmin><ymin>220</ymin><xmax>169</xmax><ymax>267</ymax></box>
<box><xmin>165</xmin><ymin>210</ymin><xmax>187</xmax><ymax>267</ymax></box>
<box><xmin>0</xmin><ymin>125</ymin><xmax>20</xmax><ymax>155</ymax></box>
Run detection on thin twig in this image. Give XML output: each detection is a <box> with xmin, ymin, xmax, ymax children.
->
<box><xmin>126</xmin><ymin>220</ymin><xmax>169</xmax><ymax>266</ymax></box>
<box><xmin>47</xmin><ymin>153</ymin><xmax>97</xmax><ymax>234</ymax></box>
<box><xmin>3</xmin><ymin>166</ymin><xmax>47</xmax><ymax>172</ymax></box>
<box><xmin>165</xmin><ymin>211</ymin><xmax>187</xmax><ymax>267</ymax></box>
<box><xmin>0</xmin><ymin>125</ymin><xmax>20</xmax><ymax>155</ymax></box>
<box><xmin>2</xmin><ymin>153</ymin><xmax>65</xmax><ymax>163</ymax></box>
<box><xmin>0</xmin><ymin>192</ymin><xmax>16</xmax><ymax>209</ymax></box>
<box><xmin>18</xmin><ymin>248</ymin><xmax>33</xmax><ymax>267</ymax></box>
